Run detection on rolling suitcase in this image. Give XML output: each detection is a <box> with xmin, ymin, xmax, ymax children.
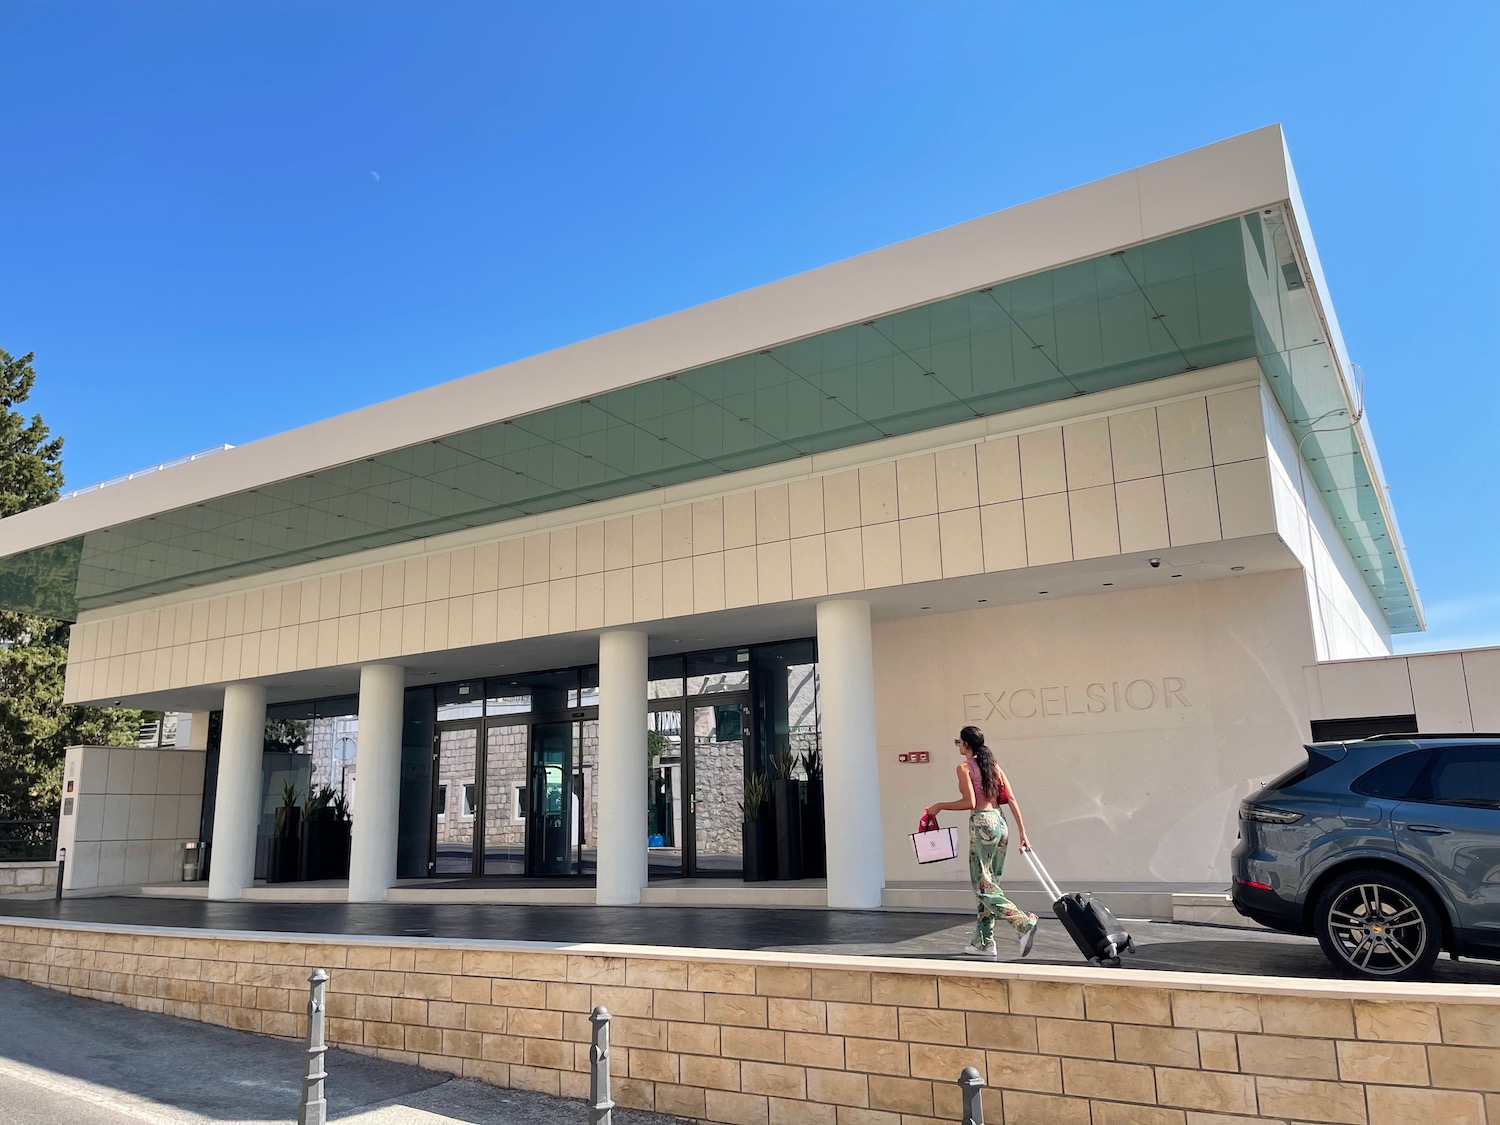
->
<box><xmin>1022</xmin><ymin>845</ymin><xmax>1136</xmax><ymax>967</ymax></box>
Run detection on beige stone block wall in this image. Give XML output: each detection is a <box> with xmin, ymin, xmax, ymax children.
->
<box><xmin>1307</xmin><ymin>645</ymin><xmax>1500</xmax><ymax>731</ymax></box>
<box><xmin>0</xmin><ymin>863</ymin><xmax>58</xmax><ymax>896</ymax></box>
<box><xmin>5</xmin><ymin>921</ymin><xmax>1500</xmax><ymax>1125</ymax></box>
<box><xmin>65</xmin><ymin>372</ymin><xmax>1275</xmax><ymax>705</ymax></box>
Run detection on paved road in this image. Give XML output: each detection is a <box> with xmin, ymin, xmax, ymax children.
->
<box><xmin>5</xmin><ymin>896</ymin><xmax>1500</xmax><ymax>983</ymax></box>
<box><xmin>0</xmin><ymin>978</ymin><xmax>684</xmax><ymax>1124</ymax></box>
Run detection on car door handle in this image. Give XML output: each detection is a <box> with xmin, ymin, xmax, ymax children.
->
<box><xmin>1406</xmin><ymin>825</ymin><xmax>1453</xmax><ymax>836</ymax></box>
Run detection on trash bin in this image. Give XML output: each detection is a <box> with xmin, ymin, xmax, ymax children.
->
<box><xmin>182</xmin><ymin>841</ymin><xmax>202</xmax><ymax>882</ymax></box>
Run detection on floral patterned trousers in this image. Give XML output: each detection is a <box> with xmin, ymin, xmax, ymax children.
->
<box><xmin>969</xmin><ymin>809</ymin><xmax>1035</xmax><ymax>946</ymax></box>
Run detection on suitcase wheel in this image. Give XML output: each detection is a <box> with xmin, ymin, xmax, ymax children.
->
<box><xmin>1125</xmin><ymin>936</ymin><xmax>1137</xmax><ymax>954</ymax></box>
<box><xmin>1104</xmin><ymin>941</ymin><xmax>1118</xmax><ymax>959</ymax></box>
<box><xmin>1089</xmin><ymin>955</ymin><xmax>1123</xmax><ymax>969</ymax></box>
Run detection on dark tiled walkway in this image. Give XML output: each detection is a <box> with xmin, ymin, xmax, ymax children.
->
<box><xmin>5</xmin><ymin>896</ymin><xmax>1500</xmax><ymax>984</ymax></box>
<box><xmin>0</xmin><ymin>896</ymin><xmax>956</xmax><ymax>950</ymax></box>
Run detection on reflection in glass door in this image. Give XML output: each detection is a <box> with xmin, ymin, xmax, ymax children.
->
<box><xmin>692</xmin><ymin>701</ymin><xmax>747</xmax><ymax>876</ymax></box>
<box><xmin>481</xmin><ymin>722</ymin><xmax>528</xmax><ymax>876</ymax></box>
<box><xmin>433</xmin><ymin>723</ymin><xmax>480</xmax><ymax>875</ymax></box>
<box><xmin>528</xmin><ymin>720</ymin><xmax>575</xmax><ymax>877</ymax></box>
<box><xmin>647</xmin><ymin>707</ymin><xmax>684</xmax><ymax>878</ymax></box>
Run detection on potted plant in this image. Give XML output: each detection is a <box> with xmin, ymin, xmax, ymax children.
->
<box><xmin>327</xmin><ymin>789</ymin><xmax>353</xmax><ymax>880</ymax></box>
<box><xmin>799</xmin><ymin>745</ymin><xmax>826</xmax><ymax>879</ymax></box>
<box><xmin>266</xmin><ymin>782</ymin><xmax>301</xmax><ymax>884</ymax></box>
<box><xmin>739</xmin><ymin>770</ymin><xmax>769</xmax><ymax>882</ymax></box>
<box><xmin>298</xmin><ymin>785</ymin><xmax>335</xmax><ymax>881</ymax></box>
<box><xmin>769</xmin><ymin>745</ymin><xmax>803</xmax><ymax>880</ymax></box>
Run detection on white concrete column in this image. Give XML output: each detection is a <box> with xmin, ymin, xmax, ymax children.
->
<box><xmin>817</xmin><ymin>599</ymin><xmax>885</xmax><ymax>909</ymax></box>
<box><xmin>596</xmin><ymin>629</ymin><xmax>648</xmax><ymax>905</ymax></box>
<box><xmin>208</xmin><ymin>682</ymin><xmax>268</xmax><ymax>900</ymax></box>
<box><xmin>349</xmin><ymin>663</ymin><xmax>406</xmax><ymax>903</ymax></box>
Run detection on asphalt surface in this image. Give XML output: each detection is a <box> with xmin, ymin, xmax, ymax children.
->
<box><xmin>4</xmin><ymin>895</ymin><xmax>1500</xmax><ymax>983</ymax></box>
<box><xmin>0</xmin><ymin>978</ymin><xmax>685</xmax><ymax>1124</ymax></box>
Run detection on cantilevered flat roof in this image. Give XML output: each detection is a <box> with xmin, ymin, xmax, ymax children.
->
<box><xmin>0</xmin><ymin>125</ymin><xmax>1420</xmax><ymax>631</ymax></box>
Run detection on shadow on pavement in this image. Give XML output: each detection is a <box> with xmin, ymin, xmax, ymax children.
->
<box><xmin>0</xmin><ymin>979</ymin><xmax>685</xmax><ymax>1124</ymax></box>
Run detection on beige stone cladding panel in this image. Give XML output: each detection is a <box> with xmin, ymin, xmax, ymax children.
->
<box><xmin>69</xmin><ymin>383</ymin><xmax>1278</xmax><ymax>702</ymax></box>
<box><xmin>5</xmin><ymin>926</ymin><xmax>1500</xmax><ymax>1125</ymax></box>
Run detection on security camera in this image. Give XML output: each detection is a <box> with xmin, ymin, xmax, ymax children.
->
<box><xmin>1148</xmin><ymin>558</ymin><xmax>1162</xmax><ymax>569</ymax></box>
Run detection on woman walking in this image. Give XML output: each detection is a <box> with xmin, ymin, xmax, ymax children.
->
<box><xmin>925</xmin><ymin>725</ymin><xmax>1038</xmax><ymax>959</ymax></box>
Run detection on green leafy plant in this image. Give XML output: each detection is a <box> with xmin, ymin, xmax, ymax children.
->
<box><xmin>332</xmin><ymin>790</ymin><xmax>350</xmax><ymax>822</ymax></box>
<box><xmin>770</xmin><ymin>746</ymin><xmax>798</xmax><ymax>781</ymax></box>
<box><xmin>263</xmin><ymin>718</ymin><xmax>310</xmax><ymax>755</ymax></box>
<box><xmin>799</xmin><ymin>746</ymin><xmax>823</xmax><ymax>782</ymax></box>
<box><xmin>739</xmin><ymin>770</ymin><xmax>767</xmax><ymax>823</ymax></box>
<box><xmin>647</xmin><ymin>729</ymin><xmax>670</xmax><ymax>776</ymax></box>
<box><xmin>0</xmin><ymin>349</ymin><xmax>143</xmax><ymax>824</ymax></box>
<box><xmin>275</xmin><ymin>782</ymin><xmax>300</xmax><ymax>835</ymax></box>
<box><xmin>303</xmin><ymin>783</ymin><xmax>335</xmax><ymax>818</ymax></box>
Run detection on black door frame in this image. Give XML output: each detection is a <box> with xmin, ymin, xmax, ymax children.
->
<box><xmin>432</xmin><ymin>703</ymin><xmax>598</xmax><ymax>879</ymax></box>
<box><xmin>651</xmin><ymin>690</ymin><xmax>752</xmax><ymax>879</ymax></box>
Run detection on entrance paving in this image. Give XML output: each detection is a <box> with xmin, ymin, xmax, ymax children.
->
<box><xmin>0</xmin><ymin>977</ymin><xmax>685</xmax><ymax>1124</ymax></box>
<box><xmin>5</xmin><ymin>895</ymin><xmax>1500</xmax><ymax>983</ymax></box>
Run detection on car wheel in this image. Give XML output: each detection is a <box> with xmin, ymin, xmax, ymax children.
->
<box><xmin>1313</xmin><ymin>868</ymin><xmax>1442</xmax><ymax>981</ymax></box>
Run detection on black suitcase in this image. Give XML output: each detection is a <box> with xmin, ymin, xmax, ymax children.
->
<box><xmin>1022</xmin><ymin>846</ymin><xmax>1136</xmax><ymax>967</ymax></box>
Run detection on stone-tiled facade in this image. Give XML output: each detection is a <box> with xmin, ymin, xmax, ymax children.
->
<box><xmin>64</xmin><ymin>376</ymin><xmax>1273</xmax><ymax>704</ymax></box>
<box><xmin>4</xmin><ymin>920</ymin><xmax>1499</xmax><ymax>1125</ymax></box>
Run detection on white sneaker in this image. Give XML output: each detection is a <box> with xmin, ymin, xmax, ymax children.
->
<box><xmin>1018</xmin><ymin>915</ymin><xmax>1039</xmax><ymax>958</ymax></box>
<box><xmin>962</xmin><ymin>941</ymin><xmax>998</xmax><ymax>959</ymax></box>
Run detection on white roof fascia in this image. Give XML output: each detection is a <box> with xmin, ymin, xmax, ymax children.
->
<box><xmin>1277</xmin><ymin>133</ymin><xmax>1423</xmax><ymax>628</ymax></box>
<box><xmin>0</xmin><ymin>125</ymin><xmax>1294</xmax><ymax>557</ymax></box>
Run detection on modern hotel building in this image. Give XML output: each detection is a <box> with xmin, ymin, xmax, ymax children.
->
<box><xmin>5</xmin><ymin>125</ymin><xmax>1495</xmax><ymax>910</ymax></box>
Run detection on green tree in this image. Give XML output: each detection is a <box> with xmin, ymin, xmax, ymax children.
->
<box><xmin>0</xmin><ymin>348</ymin><xmax>142</xmax><ymax>824</ymax></box>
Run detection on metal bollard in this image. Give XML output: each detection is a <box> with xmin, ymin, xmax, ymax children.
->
<box><xmin>298</xmin><ymin>969</ymin><xmax>329</xmax><ymax>1125</ymax></box>
<box><xmin>956</xmin><ymin>1066</ymin><xmax>986</xmax><ymax>1125</ymax></box>
<box><xmin>589</xmin><ymin>1005</ymin><xmax>614</xmax><ymax>1125</ymax></box>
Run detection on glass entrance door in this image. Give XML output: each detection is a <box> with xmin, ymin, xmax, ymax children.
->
<box><xmin>480</xmin><ymin>721</ymin><xmax>528</xmax><ymax>876</ymax></box>
<box><xmin>433</xmin><ymin>722</ymin><xmax>480</xmax><ymax>875</ymax></box>
<box><xmin>690</xmin><ymin>699</ymin><xmax>748</xmax><ymax>877</ymax></box>
<box><xmin>527</xmin><ymin>720</ymin><xmax>576</xmax><ymax>876</ymax></box>
<box><xmin>647</xmin><ymin>706</ymin><xmax>684</xmax><ymax>878</ymax></box>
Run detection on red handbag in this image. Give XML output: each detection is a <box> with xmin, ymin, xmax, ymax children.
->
<box><xmin>917</xmin><ymin>809</ymin><xmax>941</xmax><ymax>833</ymax></box>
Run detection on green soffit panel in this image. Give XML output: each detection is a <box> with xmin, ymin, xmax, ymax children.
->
<box><xmin>0</xmin><ymin>211</ymin><xmax>1418</xmax><ymax>631</ymax></box>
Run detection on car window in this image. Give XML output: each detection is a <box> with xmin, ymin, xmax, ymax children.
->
<box><xmin>1416</xmin><ymin>746</ymin><xmax>1500</xmax><ymax>808</ymax></box>
<box><xmin>1353</xmin><ymin>750</ymin><xmax>1432</xmax><ymax>800</ymax></box>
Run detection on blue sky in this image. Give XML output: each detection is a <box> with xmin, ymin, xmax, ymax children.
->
<box><xmin>2</xmin><ymin>2</ymin><xmax>1496</xmax><ymax>652</ymax></box>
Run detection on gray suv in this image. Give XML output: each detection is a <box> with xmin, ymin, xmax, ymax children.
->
<box><xmin>1232</xmin><ymin>733</ymin><xmax>1500</xmax><ymax>980</ymax></box>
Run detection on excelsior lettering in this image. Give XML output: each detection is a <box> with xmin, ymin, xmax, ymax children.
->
<box><xmin>963</xmin><ymin>676</ymin><xmax>1189</xmax><ymax>721</ymax></box>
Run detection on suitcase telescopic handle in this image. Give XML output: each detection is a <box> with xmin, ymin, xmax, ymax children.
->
<box><xmin>1020</xmin><ymin>844</ymin><xmax>1064</xmax><ymax>902</ymax></box>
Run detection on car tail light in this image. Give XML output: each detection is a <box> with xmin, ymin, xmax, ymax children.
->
<box><xmin>1240</xmin><ymin>802</ymin><xmax>1303</xmax><ymax>825</ymax></box>
<box><xmin>1234</xmin><ymin>877</ymin><xmax>1273</xmax><ymax>890</ymax></box>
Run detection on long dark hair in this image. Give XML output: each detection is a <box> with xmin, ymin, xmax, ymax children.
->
<box><xmin>959</xmin><ymin>725</ymin><xmax>1001</xmax><ymax>802</ymax></box>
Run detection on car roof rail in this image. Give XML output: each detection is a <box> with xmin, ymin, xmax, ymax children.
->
<box><xmin>1359</xmin><ymin>732</ymin><xmax>1500</xmax><ymax>742</ymax></box>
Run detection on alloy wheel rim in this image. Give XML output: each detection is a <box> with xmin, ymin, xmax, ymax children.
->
<box><xmin>1327</xmin><ymin>883</ymin><xmax>1427</xmax><ymax>975</ymax></box>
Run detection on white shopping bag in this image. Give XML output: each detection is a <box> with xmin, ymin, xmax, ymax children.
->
<box><xmin>910</xmin><ymin>826</ymin><xmax>959</xmax><ymax>864</ymax></box>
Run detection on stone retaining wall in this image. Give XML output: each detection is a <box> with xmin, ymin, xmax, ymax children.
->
<box><xmin>0</xmin><ymin>862</ymin><xmax>58</xmax><ymax>897</ymax></box>
<box><xmin>3</xmin><ymin>920</ymin><xmax>1499</xmax><ymax>1125</ymax></box>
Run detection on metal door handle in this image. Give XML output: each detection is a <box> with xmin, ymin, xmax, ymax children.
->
<box><xmin>1407</xmin><ymin>825</ymin><xmax>1453</xmax><ymax>836</ymax></box>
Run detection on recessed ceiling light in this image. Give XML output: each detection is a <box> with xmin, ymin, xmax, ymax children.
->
<box><xmin>919</xmin><ymin>606</ymin><xmax>931</xmax><ymax>611</ymax></box>
<box><xmin>1231</xmin><ymin>566</ymin><xmax>1245</xmax><ymax>572</ymax></box>
<box><xmin>1102</xmin><ymin>582</ymin><xmax>1114</xmax><ymax>587</ymax></box>
<box><xmin>1171</xmin><ymin>574</ymin><xmax>1183</xmax><ymax>578</ymax></box>
<box><xmin>977</xmin><ymin>599</ymin><xmax>987</xmax><ymax>603</ymax></box>
<box><xmin>1038</xmin><ymin>591</ymin><xmax>1049</xmax><ymax>595</ymax></box>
